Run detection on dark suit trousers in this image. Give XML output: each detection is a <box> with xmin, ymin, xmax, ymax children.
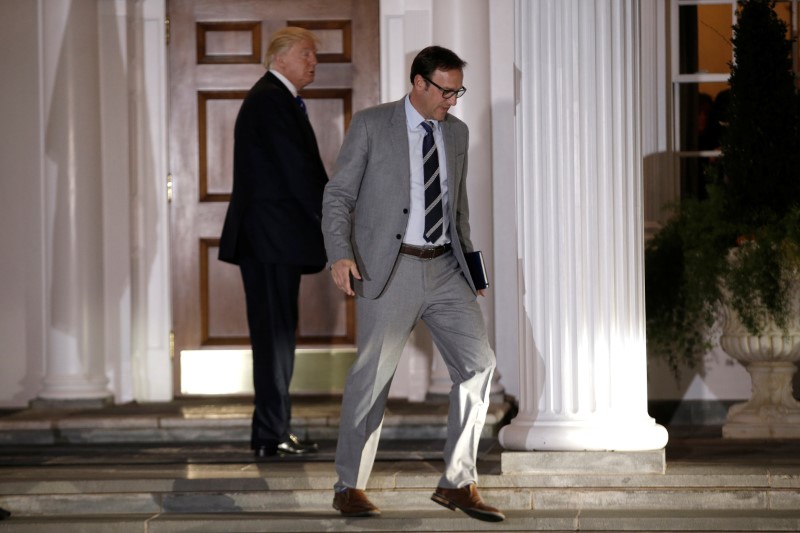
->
<box><xmin>239</xmin><ymin>255</ymin><xmax>302</xmax><ymax>448</ymax></box>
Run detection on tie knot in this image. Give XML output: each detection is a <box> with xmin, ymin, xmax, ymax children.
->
<box><xmin>421</xmin><ymin>121</ymin><xmax>434</xmax><ymax>135</ymax></box>
<box><xmin>295</xmin><ymin>95</ymin><xmax>307</xmax><ymax>114</ymax></box>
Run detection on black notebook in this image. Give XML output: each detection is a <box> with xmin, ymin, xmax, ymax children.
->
<box><xmin>465</xmin><ymin>251</ymin><xmax>489</xmax><ymax>290</ymax></box>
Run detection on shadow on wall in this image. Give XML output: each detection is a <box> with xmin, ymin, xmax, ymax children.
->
<box><xmin>647</xmin><ymin>346</ymin><xmax>753</xmax><ymax>426</ymax></box>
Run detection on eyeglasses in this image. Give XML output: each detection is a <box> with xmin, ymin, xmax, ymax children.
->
<box><xmin>422</xmin><ymin>76</ymin><xmax>467</xmax><ymax>99</ymax></box>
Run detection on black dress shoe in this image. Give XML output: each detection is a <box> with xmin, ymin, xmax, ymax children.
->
<box><xmin>254</xmin><ymin>433</ymin><xmax>318</xmax><ymax>457</ymax></box>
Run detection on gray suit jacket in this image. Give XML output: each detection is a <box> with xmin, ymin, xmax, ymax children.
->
<box><xmin>322</xmin><ymin>98</ymin><xmax>476</xmax><ymax>299</ymax></box>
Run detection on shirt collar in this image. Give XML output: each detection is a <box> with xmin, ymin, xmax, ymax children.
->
<box><xmin>269</xmin><ymin>69</ymin><xmax>298</xmax><ymax>97</ymax></box>
<box><xmin>405</xmin><ymin>94</ymin><xmax>438</xmax><ymax>132</ymax></box>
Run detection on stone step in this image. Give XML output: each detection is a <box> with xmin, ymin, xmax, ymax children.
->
<box><xmin>2</xmin><ymin>402</ymin><xmax>800</xmax><ymax>531</ymax></box>
<box><xmin>2</xmin><ymin>457</ymin><xmax>799</xmax><ymax>532</ymax></box>
<box><xmin>2</xmin><ymin>461</ymin><xmax>799</xmax><ymax>515</ymax></box>
<box><xmin>3</xmin><ymin>486</ymin><xmax>800</xmax><ymax>516</ymax></box>
<box><xmin>0</xmin><ymin>399</ymin><xmax>513</xmax><ymax>445</ymax></box>
<box><xmin>1</xmin><ymin>510</ymin><xmax>800</xmax><ymax>532</ymax></box>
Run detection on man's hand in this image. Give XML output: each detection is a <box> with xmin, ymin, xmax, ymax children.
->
<box><xmin>330</xmin><ymin>259</ymin><xmax>361</xmax><ymax>296</ymax></box>
<box><xmin>477</xmin><ymin>289</ymin><xmax>486</xmax><ymax>297</ymax></box>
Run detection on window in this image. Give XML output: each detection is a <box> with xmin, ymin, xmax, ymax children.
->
<box><xmin>671</xmin><ymin>0</ymin><xmax>799</xmax><ymax>200</ymax></box>
<box><xmin>671</xmin><ymin>0</ymin><xmax>735</xmax><ymax>200</ymax></box>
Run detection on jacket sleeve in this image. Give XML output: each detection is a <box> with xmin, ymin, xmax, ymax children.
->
<box><xmin>453</xmin><ymin>125</ymin><xmax>474</xmax><ymax>254</ymax></box>
<box><xmin>322</xmin><ymin>111</ymin><xmax>370</xmax><ymax>264</ymax></box>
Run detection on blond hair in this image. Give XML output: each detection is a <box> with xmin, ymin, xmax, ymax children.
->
<box><xmin>263</xmin><ymin>27</ymin><xmax>319</xmax><ymax>69</ymax></box>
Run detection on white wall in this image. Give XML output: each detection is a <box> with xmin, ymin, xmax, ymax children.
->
<box><xmin>488</xmin><ymin>0</ymin><xmax>520</xmax><ymax>401</ymax></box>
<box><xmin>648</xmin><ymin>348</ymin><xmax>751</xmax><ymax>401</ymax></box>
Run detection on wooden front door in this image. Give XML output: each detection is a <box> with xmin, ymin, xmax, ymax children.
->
<box><xmin>167</xmin><ymin>0</ymin><xmax>378</xmax><ymax>396</ymax></box>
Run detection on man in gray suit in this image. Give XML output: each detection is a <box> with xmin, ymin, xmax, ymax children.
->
<box><xmin>322</xmin><ymin>46</ymin><xmax>504</xmax><ymax>523</ymax></box>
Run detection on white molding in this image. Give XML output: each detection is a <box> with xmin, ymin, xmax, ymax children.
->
<box><xmin>130</xmin><ymin>0</ymin><xmax>172</xmax><ymax>401</ymax></box>
<box><xmin>379</xmin><ymin>0</ymin><xmax>432</xmax><ymax>103</ymax></box>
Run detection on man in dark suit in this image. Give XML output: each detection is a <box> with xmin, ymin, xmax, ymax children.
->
<box><xmin>219</xmin><ymin>27</ymin><xmax>327</xmax><ymax>457</ymax></box>
<box><xmin>323</xmin><ymin>46</ymin><xmax>504</xmax><ymax>522</ymax></box>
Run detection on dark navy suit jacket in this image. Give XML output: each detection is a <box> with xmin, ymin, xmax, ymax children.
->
<box><xmin>219</xmin><ymin>71</ymin><xmax>328</xmax><ymax>272</ymax></box>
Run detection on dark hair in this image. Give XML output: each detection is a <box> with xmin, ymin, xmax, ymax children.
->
<box><xmin>409</xmin><ymin>46</ymin><xmax>467</xmax><ymax>84</ymax></box>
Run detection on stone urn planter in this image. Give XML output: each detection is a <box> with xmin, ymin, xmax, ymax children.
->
<box><xmin>720</xmin><ymin>283</ymin><xmax>800</xmax><ymax>439</ymax></box>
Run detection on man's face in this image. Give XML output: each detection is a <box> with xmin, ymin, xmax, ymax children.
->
<box><xmin>411</xmin><ymin>68</ymin><xmax>464</xmax><ymax>121</ymax></box>
<box><xmin>274</xmin><ymin>39</ymin><xmax>318</xmax><ymax>90</ymax></box>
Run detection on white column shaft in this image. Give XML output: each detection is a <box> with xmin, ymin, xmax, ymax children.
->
<box><xmin>499</xmin><ymin>0</ymin><xmax>666</xmax><ymax>451</ymax></box>
<box><xmin>39</xmin><ymin>0</ymin><xmax>110</xmax><ymax>400</ymax></box>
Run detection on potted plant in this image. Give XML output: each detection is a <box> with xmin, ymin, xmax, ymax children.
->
<box><xmin>645</xmin><ymin>0</ymin><xmax>800</xmax><ymax>437</ymax></box>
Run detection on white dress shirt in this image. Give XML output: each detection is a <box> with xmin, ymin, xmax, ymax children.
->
<box><xmin>269</xmin><ymin>69</ymin><xmax>298</xmax><ymax>96</ymax></box>
<box><xmin>403</xmin><ymin>95</ymin><xmax>450</xmax><ymax>247</ymax></box>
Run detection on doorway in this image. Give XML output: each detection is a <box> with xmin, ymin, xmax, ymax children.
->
<box><xmin>167</xmin><ymin>0</ymin><xmax>379</xmax><ymax>396</ymax></box>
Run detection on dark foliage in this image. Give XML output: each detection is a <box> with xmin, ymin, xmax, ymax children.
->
<box><xmin>646</xmin><ymin>0</ymin><xmax>800</xmax><ymax>379</ymax></box>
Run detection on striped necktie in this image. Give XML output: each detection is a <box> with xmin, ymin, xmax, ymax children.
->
<box><xmin>421</xmin><ymin>121</ymin><xmax>443</xmax><ymax>243</ymax></box>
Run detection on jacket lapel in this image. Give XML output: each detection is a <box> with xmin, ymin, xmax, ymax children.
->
<box><xmin>441</xmin><ymin>117</ymin><xmax>459</xmax><ymax>202</ymax></box>
<box><xmin>389</xmin><ymin>100</ymin><xmax>411</xmax><ymax>187</ymax></box>
<box><xmin>266</xmin><ymin>72</ymin><xmax>318</xmax><ymax>147</ymax></box>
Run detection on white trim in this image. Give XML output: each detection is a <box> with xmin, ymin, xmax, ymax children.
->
<box><xmin>132</xmin><ymin>0</ymin><xmax>172</xmax><ymax>401</ymax></box>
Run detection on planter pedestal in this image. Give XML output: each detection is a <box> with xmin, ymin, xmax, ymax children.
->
<box><xmin>722</xmin><ymin>361</ymin><xmax>800</xmax><ymax>438</ymax></box>
<box><xmin>720</xmin><ymin>304</ymin><xmax>800</xmax><ymax>438</ymax></box>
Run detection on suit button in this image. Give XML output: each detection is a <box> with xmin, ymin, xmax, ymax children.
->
<box><xmin>403</xmin><ymin>208</ymin><xmax>408</xmax><ymax>214</ymax></box>
<box><xmin>396</xmin><ymin>234</ymin><xmax>401</xmax><ymax>239</ymax></box>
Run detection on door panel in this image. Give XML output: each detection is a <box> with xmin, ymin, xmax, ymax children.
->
<box><xmin>168</xmin><ymin>0</ymin><xmax>378</xmax><ymax>396</ymax></box>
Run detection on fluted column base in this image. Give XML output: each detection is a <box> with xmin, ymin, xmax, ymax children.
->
<box><xmin>30</xmin><ymin>396</ymin><xmax>113</xmax><ymax>410</ymax></box>
<box><xmin>500</xmin><ymin>416</ymin><xmax>668</xmax><ymax>452</ymax></box>
<box><xmin>37</xmin><ymin>377</ymin><xmax>112</xmax><ymax>402</ymax></box>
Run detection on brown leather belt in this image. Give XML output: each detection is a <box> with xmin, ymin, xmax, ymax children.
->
<box><xmin>399</xmin><ymin>243</ymin><xmax>451</xmax><ymax>260</ymax></box>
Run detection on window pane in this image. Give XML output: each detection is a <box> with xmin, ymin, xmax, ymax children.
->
<box><xmin>774</xmin><ymin>1</ymin><xmax>794</xmax><ymax>38</ymax></box>
<box><xmin>774</xmin><ymin>1</ymin><xmax>800</xmax><ymax>89</ymax></box>
<box><xmin>679</xmin><ymin>3</ymin><xmax>734</xmax><ymax>75</ymax></box>
<box><xmin>677</xmin><ymin>82</ymin><xmax>730</xmax><ymax>152</ymax></box>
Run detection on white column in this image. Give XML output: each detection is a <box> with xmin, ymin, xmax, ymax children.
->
<box><xmin>433</xmin><ymin>0</ymin><xmax>504</xmax><ymax>398</ymax></box>
<box><xmin>38</xmin><ymin>0</ymin><xmax>111</xmax><ymax>402</ymax></box>
<box><xmin>499</xmin><ymin>0</ymin><xmax>667</xmax><ymax>451</ymax></box>
<box><xmin>127</xmin><ymin>0</ymin><xmax>173</xmax><ymax>401</ymax></box>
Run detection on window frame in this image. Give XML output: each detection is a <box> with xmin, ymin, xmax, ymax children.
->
<box><xmin>670</xmin><ymin>0</ymin><xmax>736</xmax><ymax>161</ymax></box>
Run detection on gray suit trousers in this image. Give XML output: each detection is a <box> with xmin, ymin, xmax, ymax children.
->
<box><xmin>334</xmin><ymin>251</ymin><xmax>496</xmax><ymax>491</ymax></box>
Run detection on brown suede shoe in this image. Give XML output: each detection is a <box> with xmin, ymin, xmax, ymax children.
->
<box><xmin>431</xmin><ymin>483</ymin><xmax>505</xmax><ymax>522</ymax></box>
<box><xmin>332</xmin><ymin>488</ymin><xmax>381</xmax><ymax>517</ymax></box>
